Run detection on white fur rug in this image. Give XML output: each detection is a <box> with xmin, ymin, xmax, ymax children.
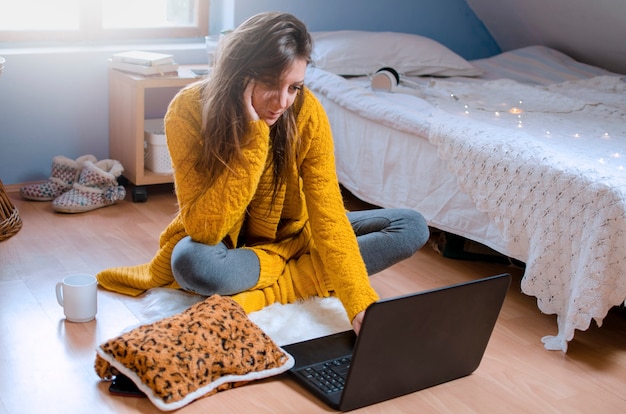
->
<box><xmin>139</xmin><ymin>288</ymin><xmax>351</xmax><ymax>346</ymax></box>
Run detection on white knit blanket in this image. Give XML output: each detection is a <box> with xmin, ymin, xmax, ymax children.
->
<box><xmin>425</xmin><ymin>76</ymin><xmax>626</xmax><ymax>351</ymax></box>
<box><xmin>306</xmin><ymin>67</ymin><xmax>626</xmax><ymax>351</ymax></box>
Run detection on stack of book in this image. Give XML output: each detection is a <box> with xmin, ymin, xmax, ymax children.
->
<box><xmin>109</xmin><ymin>51</ymin><xmax>179</xmax><ymax>76</ymax></box>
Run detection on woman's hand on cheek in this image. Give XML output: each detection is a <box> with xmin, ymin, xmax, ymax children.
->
<box><xmin>352</xmin><ymin>311</ymin><xmax>365</xmax><ymax>335</ymax></box>
<box><xmin>244</xmin><ymin>80</ymin><xmax>260</xmax><ymax>122</ymax></box>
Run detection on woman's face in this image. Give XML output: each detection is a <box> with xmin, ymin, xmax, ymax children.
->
<box><xmin>251</xmin><ymin>58</ymin><xmax>307</xmax><ymax>126</ymax></box>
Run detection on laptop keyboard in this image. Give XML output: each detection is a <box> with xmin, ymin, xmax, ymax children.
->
<box><xmin>301</xmin><ymin>357</ymin><xmax>352</xmax><ymax>394</ymax></box>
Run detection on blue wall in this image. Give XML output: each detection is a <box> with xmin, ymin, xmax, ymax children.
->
<box><xmin>0</xmin><ymin>45</ymin><xmax>206</xmax><ymax>186</ymax></box>
<box><xmin>232</xmin><ymin>0</ymin><xmax>498</xmax><ymax>60</ymax></box>
<box><xmin>0</xmin><ymin>0</ymin><xmax>498</xmax><ymax>186</ymax></box>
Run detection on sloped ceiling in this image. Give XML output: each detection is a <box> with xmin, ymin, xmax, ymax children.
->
<box><xmin>466</xmin><ymin>0</ymin><xmax>626</xmax><ymax>74</ymax></box>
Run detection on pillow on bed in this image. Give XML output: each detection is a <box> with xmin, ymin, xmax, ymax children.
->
<box><xmin>311</xmin><ymin>30</ymin><xmax>482</xmax><ymax>77</ymax></box>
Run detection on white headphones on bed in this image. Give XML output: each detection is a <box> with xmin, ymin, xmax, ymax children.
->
<box><xmin>370</xmin><ymin>67</ymin><xmax>420</xmax><ymax>92</ymax></box>
<box><xmin>371</xmin><ymin>67</ymin><xmax>400</xmax><ymax>92</ymax></box>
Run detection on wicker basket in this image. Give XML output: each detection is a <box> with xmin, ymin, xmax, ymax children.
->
<box><xmin>0</xmin><ymin>61</ymin><xmax>21</xmax><ymax>241</ymax></box>
<box><xmin>0</xmin><ymin>180</ymin><xmax>22</xmax><ymax>241</ymax></box>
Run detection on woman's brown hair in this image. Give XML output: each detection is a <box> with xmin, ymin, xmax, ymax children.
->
<box><xmin>197</xmin><ymin>12</ymin><xmax>312</xmax><ymax>196</ymax></box>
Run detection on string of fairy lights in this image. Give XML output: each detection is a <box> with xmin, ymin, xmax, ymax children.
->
<box><xmin>445</xmin><ymin>91</ymin><xmax>624</xmax><ymax>172</ymax></box>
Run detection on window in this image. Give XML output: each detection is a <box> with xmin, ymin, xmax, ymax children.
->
<box><xmin>0</xmin><ymin>0</ymin><xmax>208</xmax><ymax>42</ymax></box>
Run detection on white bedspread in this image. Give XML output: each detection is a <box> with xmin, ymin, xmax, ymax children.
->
<box><xmin>427</xmin><ymin>76</ymin><xmax>626</xmax><ymax>351</ymax></box>
<box><xmin>306</xmin><ymin>66</ymin><xmax>626</xmax><ymax>351</ymax></box>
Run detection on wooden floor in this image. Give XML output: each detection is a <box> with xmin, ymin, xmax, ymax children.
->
<box><xmin>1</xmin><ymin>184</ymin><xmax>625</xmax><ymax>414</ymax></box>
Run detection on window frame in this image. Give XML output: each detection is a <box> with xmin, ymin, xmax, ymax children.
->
<box><xmin>0</xmin><ymin>0</ymin><xmax>209</xmax><ymax>43</ymax></box>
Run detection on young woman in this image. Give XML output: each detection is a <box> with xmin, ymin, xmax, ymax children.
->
<box><xmin>97</xmin><ymin>12</ymin><xmax>429</xmax><ymax>333</ymax></box>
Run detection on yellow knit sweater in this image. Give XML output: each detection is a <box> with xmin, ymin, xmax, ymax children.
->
<box><xmin>97</xmin><ymin>84</ymin><xmax>379</xmax><ymax>322</ymax></box>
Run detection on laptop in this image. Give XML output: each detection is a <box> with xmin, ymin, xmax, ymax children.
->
<box><xmin>282</xmin><ymin>273</ymin><xmax>511</xmax><ymax>411</ymax></box>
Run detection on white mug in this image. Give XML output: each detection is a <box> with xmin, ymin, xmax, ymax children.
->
<box><xmin>56</xmin><ymin>274</ymin><xmax>98</xmax><ymax>322</ymax></box>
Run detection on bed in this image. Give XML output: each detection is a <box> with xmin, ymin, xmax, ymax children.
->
<box><xmin>304</xmin><ymin>31</ymin><xmax>626</xmax><ymax>352</ymax></box>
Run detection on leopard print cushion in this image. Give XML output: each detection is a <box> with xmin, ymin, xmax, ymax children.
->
<box><xmin>95</xmin><ymin>294</ymin><xmax>294</xmax><ymax>411</ymax></box>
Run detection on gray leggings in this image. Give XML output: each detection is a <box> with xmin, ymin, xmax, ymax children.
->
<box><xmin>171</xmin><ymin>208</ymin><xmax>429</xmax><ymax>296</ymax></box>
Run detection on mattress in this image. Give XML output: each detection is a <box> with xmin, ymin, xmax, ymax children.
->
<box><xmin>305</xmin><ymin>45</ymin><xmax>626</xmax><ymax>351</ymax></box>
